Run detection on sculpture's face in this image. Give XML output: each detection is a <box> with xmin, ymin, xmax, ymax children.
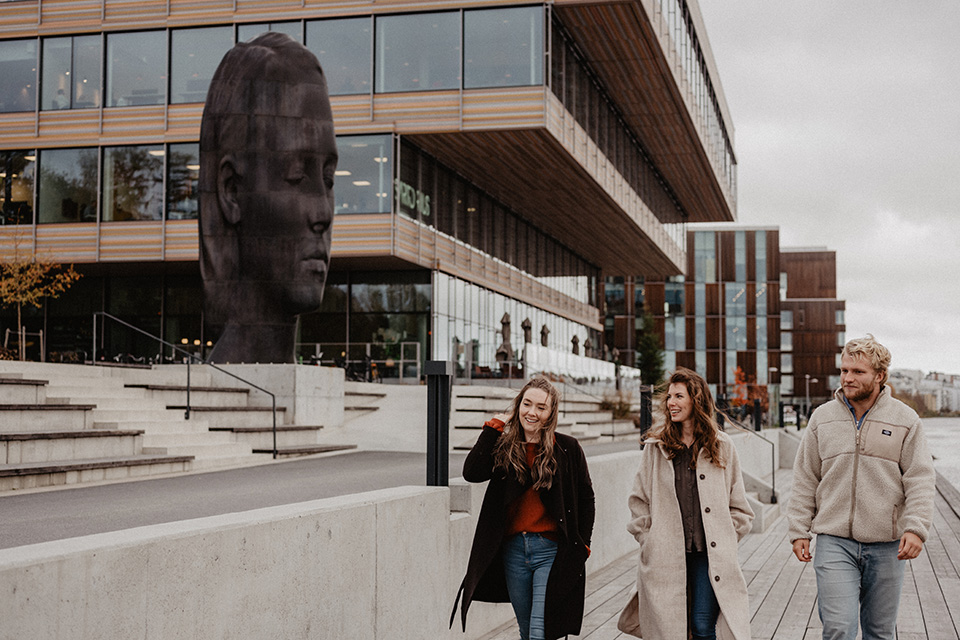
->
<box><xmin>231</xmin><ymin>79</ymin><xmax>337</xmax><ymax>317</ymax></box>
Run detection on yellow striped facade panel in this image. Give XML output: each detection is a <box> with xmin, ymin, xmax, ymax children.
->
<box><xmin>460</xmin><ymin>87</ymin><xmax>547</xmax><ymax>131</ymax></box>
<box><xmin>98</xmin><ymin>222</ymin><xmax>164</xmax><ymax>261</ymax></box>
<box><xmin>372</xmin><ymin>92</ymin><xmax>461</xmax><ymax>133</ymax></box>
<box><xmin>102</xmin><ymin>0</ymin><xmax>168</xmax><ymax>24</ymax></box>
<box><xmin>0</xmin><ymin>113</ymin><xmax>35</xmax><ymax>146</ymax></box>
<box><xmin>37</xmin><ymin>109</ymin><xmax>101</xmax><ymax>142</ymax></box>
<box><xmin>235</xmin><ymin>0</ymin><xmax>304</xmax><ymax>18</ymax></box>
<box><xmin>167</xmin><ymin>0</ymin><xmax>235</xmax><ymax>21</ymax></box>
<box><xmin>99</xmin><ymin>106</ymin><xmax>167</xmax><ymax>143</ymax></box>
<box><xmin>36</xmin><ymin>0</ymin><xmax>102</xmax><ymax>32</ymax></box>
<box><xmin>163</xmin><ymin>219</ymin><xmax>199</xmax><ymax>260</ymax></box>
<box><xmin>34</xmin><ymin>224</ymin><xmax>99</xmax><ymax>263</ymax></box>
<box><xmin>0</xmin><ymin>3</ymin><xmax>38</xmax><ymax>38</ymax></box>
<box><xmin>166</xmin><ymin>104</ymin><xmax>203</xmax><ymax>140</ymax></box>
<box><xmin>329</xmin><ymin>213</ymin><xmax>393</xmax><ymax>257</ymax></box>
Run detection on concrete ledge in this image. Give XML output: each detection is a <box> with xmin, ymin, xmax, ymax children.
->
<box><xmin>0</xmin><ymin>454</ymin><xmax>195</xmax><ymax>477</ymax></box>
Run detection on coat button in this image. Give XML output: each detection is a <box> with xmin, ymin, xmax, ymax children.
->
<box><xmin>704</xmin><ymin>507</ymin><xmax>711</xmax><ymax>513</ymax></box>
<box><xmin>714</xmin><ymin>576</ymin><xmax>720</xmax><ymax>582</ymax></box>
<box><xmin>710</xmin><ymin>541</ymin><xmax>716</xmax><ymax>548</ymax></box>
<box><xmin>699</xmin><ymin>474</ymin><xmax>705</xmax><ymax>480</ymax></box>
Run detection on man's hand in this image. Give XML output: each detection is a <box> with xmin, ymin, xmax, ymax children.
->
<box><xmin>898</xmin><ymin>532</ymin><xmax>923</xmax><ymax>560</ymax></box>
<box><xmin>792</xmin><ymin>539</ymin><xmax>812</xmax><ymax>562</ymax></box>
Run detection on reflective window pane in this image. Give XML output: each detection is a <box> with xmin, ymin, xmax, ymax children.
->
<box><xmin>238</xmin><ymin>22</ymin><xmax>302</xmax><ymax>43</ymax></box>
<box><xmin>102</xmin><ymin>146</ymin><xmax>164</xmax><ymax>221</ymax></box>
<box><xmin>166</xmin><ymin>143</ymin><xmax>199</xmax><ymax>220</ymax></box>
<box><xmin>72</xmin><ymin>36</ymin><xmax>101</xmax><ymax>108</ymax></box>
<box><xmin>335</xmin><ymin>134</ymin><xmax>393</xmax><ymax>214</ymax></box>
<box><xmin>375</xmin><ymin>12</ymin><xmax>460</xmax><ymax>93</ymax></box>
<box><xmin>464</xmin><ymin>6</ymin><xmax>543</xmax><ymax>88</ymax></box>
<box><xmin>0</xmin><ymin>150</ymin><xmax>36</xmax><ymax>225</ymax></box>
<box><xmin>41</xmin><ymin>37</ymin><xmax>72</xmax><ymax>111</ymax></box>
<box><xmin>170</xmin><ymin>27</ymin><xmax>233</xmax><ymax>104</ymax></box>
<box><xmin>107</xmin><ymin>31</ymin><xmax>166</xmax><ymax>107</ymax></box>
<box><xmin>0</xmin><ymin>39</ymin><xmax>38</xmax><ymax>113</ymax></box>
<box><xmin>38</xmin><ymin>147</ymin><xmax>98</xmax><ymax>223</ymax></box>
<box><xmin>306</xmin><ymin>17</ymin><xmax>372</xmax><ymax>96</ymax></box>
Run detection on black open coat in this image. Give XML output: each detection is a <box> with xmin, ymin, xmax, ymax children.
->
<box><xmin>451</xmin><ymin>426</ymin><xmax>596</xmax><ymax>640</ymax></box>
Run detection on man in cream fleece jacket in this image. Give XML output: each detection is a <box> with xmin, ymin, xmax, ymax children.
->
<box><xmin>787</xmin><ymin>335</ymin><xmax>935</xmax><ymax>640</ymax></box>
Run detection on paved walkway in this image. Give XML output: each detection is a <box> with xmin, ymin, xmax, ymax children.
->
<box><xmin>482</xmin><ymin>473</ymin><xmax>960</xmax><ymax>639</ymax></box>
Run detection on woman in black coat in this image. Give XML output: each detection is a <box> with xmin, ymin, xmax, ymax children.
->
<box><xmin>451</xmin><ymin>377</ymin><xmax>595</xmax><ymax>640</ymax></box>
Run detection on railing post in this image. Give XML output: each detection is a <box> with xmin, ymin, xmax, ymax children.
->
<box><xmin>753</xmin><ymin>398</ymin><xmax>762</xmax><ymax>432</ymax></box>
<box><xmin>185</xmin><ymin>357</ymin><xmax>191</xmax><ymax>420</ymax></box>
<box><xmin>425</xmin><ymin>360</ymin><xmax>453</xmax><ymax>487</ymax></box>
<box><xmin>638</xmin><ymin>383</ymin><xmax>653</xmax><ymax>440</ymax></box>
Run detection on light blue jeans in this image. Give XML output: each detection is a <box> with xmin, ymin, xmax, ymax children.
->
<box><xmin>813</xmin><ymin>534</ymin><xmax>905</xmax><ymax>640</ymax></box>
<box><xmin>687</xmin><ymin>551</ymin><xmax>721</xmax><ymax>640</ymax></box>
<box><xmin>502</xmin><ymin>533</ymin><xmax>558</xmax><ymax>640</ymax></box>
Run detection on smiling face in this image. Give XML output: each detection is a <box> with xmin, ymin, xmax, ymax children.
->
<box><xmin>840</xmin><ymin>353</ymin><xmax>884</xmax><ymax>406</ymax></box>
<box><xmin>666</xmin><ymin>382</ymin><xmax>694</xmax><ymax>427</ymax></box>
<box><xmin>518</xmin><ymin>387</ymin><xmax>552</xmax><ymax>443</ymax></box>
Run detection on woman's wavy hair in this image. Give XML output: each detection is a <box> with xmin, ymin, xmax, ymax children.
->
<box><xmin>493</xmin><ymin>377</ymin><xmax>560</xmax><ymax>490</ymax></box>
<box><xmin>649</xmin><ymin>367</ymin><xmax>724</xmax><ymax>469</ymax></box>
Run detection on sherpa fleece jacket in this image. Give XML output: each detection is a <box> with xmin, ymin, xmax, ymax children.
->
<box><xmin>788</xmin><ymin>385</ymin><xmax>936</xmax><ymax>544</ymax></box>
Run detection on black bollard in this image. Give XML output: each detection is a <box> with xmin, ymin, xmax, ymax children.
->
<box><xmin>426</xmin><ymin>360</ymin><xmax>453</xmax><ymax>487</ymax></box>
<box><xmin>753</xmin><ymin>398</ymin><xmax>762</xmax><ymax>431</ymax></box>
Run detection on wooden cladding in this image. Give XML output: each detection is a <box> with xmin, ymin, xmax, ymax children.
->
<box><xmin>781</xmin><ymin>250</ymin><xmax>837</xmax><ymax>299</ymax></box>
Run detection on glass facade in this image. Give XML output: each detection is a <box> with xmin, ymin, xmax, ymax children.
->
<box><xmin>306</xmin><ymin>17</ymin><xmax>372</xmax><ymax>96</ymax></box>
<box><xmin>0</xmin><ymin>151</ymin><xmax>35</xmax><ymax>225</ymax></box>
<box><xmin>0</xmin><ymin>39</ymin><xmax>37</xmax><ymax>113</ymax></box>
<box><xmin>38</xmin><ymin>147</ymin><xmax>98</xmax><ymax>223</ymax></box>
<box><xmin>41</xmin><ymin>35</ymin><xmax>101</xmax><ymax>110</ymax></box>
<box><xmin>101</xmin><ymin>146</ymin><xmax>165</xmax><ymax>221</ymax></box>
<box><xmin>106</xmin><ymin>31</ymin><xmax>166</xmax><ymax>107</ymax></box>
<box><xmin>336</xmin><ymin>135</ymin><xmax>393</xmax><ymax>215</ymax></box>
<box><xmin>170</xmin><ymin>27</ymin><xmax>233</xmax><ymax>105</ymax></box>
<box><xmin>375</xmin><ymin>12</ymin><xmax>461</xmax><ymax>93</ymax></box>
<box><xmin>464</xmin><ymin>7</ymin><xmax>543</xmax><ymax>88</ymax></box>
<box><xmin>166</xmin><ymin>143</ymin><xmax>200</xmax><ymax>220</ymax></box>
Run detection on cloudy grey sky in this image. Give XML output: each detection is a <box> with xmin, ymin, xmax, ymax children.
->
<box><xmin>697</xmin><ymin>1</ymin><xmax>960</xmax><ymax>375</ymax></box>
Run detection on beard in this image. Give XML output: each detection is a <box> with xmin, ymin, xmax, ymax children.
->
<box><xmin>845</xmin><ymin>381</ymin><xmax>877</xmax><ymax>403</ymax></box>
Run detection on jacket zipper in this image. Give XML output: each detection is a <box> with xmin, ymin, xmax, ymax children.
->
<box><xmin>849</xmin><ymin>416</ymin><xmax>861</xmax><ymax>538</ymax></box>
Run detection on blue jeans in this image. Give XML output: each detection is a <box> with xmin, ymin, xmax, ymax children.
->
<box><xmin>813</xmin><ymin>534</ymin><xmax>905</xmax><ymax>640</ymax></box>
<box><xmin>502</xmin><ymin>533</ymin><xmax>558</xmax><ymax>640</ymax></box>
<box><xmin>686</xmin><ymin>551</ymin><xmax>721</xmax><ymax>640</ymax></box>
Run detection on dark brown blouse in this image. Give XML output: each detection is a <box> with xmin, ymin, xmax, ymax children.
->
<box><xmin>673</xmin><ymin>445</ymin><xmax>707</xmax><ymax>553</ymax></box>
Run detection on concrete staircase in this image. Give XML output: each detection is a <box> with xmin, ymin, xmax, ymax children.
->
<box><xmin>0</xmin><ymin>362</ymin><xmax>353</xmax><ymax>490</ymax></box>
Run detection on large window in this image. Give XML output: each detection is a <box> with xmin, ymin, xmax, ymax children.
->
<box><xmin>41</xmin><ymin>35</ymin><xmax>101</xmax><ymax>111</ymax></box>
<box><xmin>106</xmin><ymin>31</ymin><xmax>166</xmax><ymax>106</ymax></box>
<box><xmin>166</xmin><ymin>143</ymin><xmax>199</xmax><ymax>220</ymax></box>
<box><xmin>170</xmin><ymin>27</ymin><xmax>233</xmax><ymax>104</ymax></box>
<box><xmin>0</xmin><ymin>39</ymin><xmax>37</xmax><ymax>113</ymax></box>
<box><xmin>38</xmin><ymin>148</ymin><xmax>98</xmax><ymax>224</ymax></box>
<box><xmin>335</xmin><ymin>135</ymin><xmax>393</xmax><ymax>215</ymax></box>
<box><xmin>306</xmin><ymin>17</ymin><xmax>372</xmax><ymax>96</ymax></box>
<box><xmin>101</xmin><ymin>146</ymin><xmax>164</xmax><ymax>221</ymax></box>
<box><xmin>375</xmin><ymin>12</ymin><xmax>460</xmax><ymax>93</ymax></box>
<box><xmin>0</xmin><ymin>151</ymin><xmax>35</xmax><ymax>225</ymax></box>
<box><xmin>463</xmin><ymin>6</ymin><xmax>543</xmax><ymax>88</ymax></box>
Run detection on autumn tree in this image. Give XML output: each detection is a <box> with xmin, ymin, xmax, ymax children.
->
<box><xmin>0</xmin><ymin>231</ymin><xmax>81</xmax><ymax>360</ymax></box>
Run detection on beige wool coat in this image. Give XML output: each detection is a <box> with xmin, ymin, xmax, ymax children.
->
<box><xmin>618</xmin><ymin>431</ymin><xmax>754</xmax><ymax>640</ymax></box>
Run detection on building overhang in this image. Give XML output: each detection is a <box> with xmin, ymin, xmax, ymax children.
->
<box><xmin>553</xmin><ymin>0</ymin><xmax>736</xmax><ymax>223</ymax></box>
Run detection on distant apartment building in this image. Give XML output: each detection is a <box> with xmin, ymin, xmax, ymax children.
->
<box><xmin>889</xmin><ymin>369</ymin><xmax>960</xmax><ymax>414</ymax></box>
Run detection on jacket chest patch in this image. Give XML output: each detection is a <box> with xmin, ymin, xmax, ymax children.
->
<box><xmin>882</xmin><ymin>429</ymin><xmax>892</xmax><ymax>436</ymax></box>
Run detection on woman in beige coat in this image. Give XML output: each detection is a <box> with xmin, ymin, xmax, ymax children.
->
<box><xmin>619</xmin><ymin>368</ymin><xmax>754</xmax><ymax>640</ymax></box>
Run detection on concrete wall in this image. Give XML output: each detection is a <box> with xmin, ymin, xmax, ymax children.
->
<box><xmin>0</xmin><ymin>450</ymin><xmax>642</xmax><ymax>640</ymax></box>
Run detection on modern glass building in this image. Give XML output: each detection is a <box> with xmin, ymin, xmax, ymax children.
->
<box><xmin>0</xmin><ymin>1</ymin><xmax>737</xmax><ymax>378</ymax></box>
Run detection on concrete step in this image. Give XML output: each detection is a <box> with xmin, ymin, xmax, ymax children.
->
<box><xmin>0</xmin><ymin>454</ymin><xmax>195</xmax><ymax>491</ymax></box>
<box><xmin>90</xmin><ymin>408</ymin><xmax>192</xmax><ymax>422</ymax></box>
<box><xmin>126</xmin><ymin>384</ymin><xmax>252</xmax><ymax>408</ymax></box>
<box><xmin>210</xmin><ymin>425</ymin><xmax>324</xmax><ymax>449</ymax></box>
<box><xmin>44</xmin><ymin>385</ymin><xmax>147</xmax><ymax>399</ymax></box>
<box><xmin>142</xmin><ymin>441</ymin><xmax>253</xmax><ymax>458</ymax></box>
<box><xmin>165</xmin><ymin>406</ymin><xmax>288</xmax><ymax>428</ymax></box>
<box><xmin>251</xmin><ymin>444</ymin><xmax>358</xmax><ymax>457</ymax></box>
<box><xmin>48</xmin><ymin>396</ymin><xmax>169</xmax><ymax>410</ymax></box>
<box><xmin>93</xmin><ymin>419</ymin><xmax>214</xmax><ymax>434</ymax></box>
<box><xmin>0</xmin><ymin>378</ymin><xmax>48</xmax><ymax>404</ymax></box>
<box><xmin>1</xmin><ymin>429</ymin><xmax>143</xmax><ymax>463</ymax></box>
<box><xmin>0</xmin><ymin>404</ymin><xmax>95</xmax><ymax>432</ymax></box>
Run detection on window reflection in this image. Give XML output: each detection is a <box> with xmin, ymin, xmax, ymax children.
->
<box><xmin>41</xmin><ymin>35</ymin><xmax>101</xmax><ymax>111</ymax></box>
<box><xmin>376</xmin><ymin>12</ymin><xmax>460</xmax><ymax>93</ymax></box>
<box><xmin>306</xmin><ymin>17</ymin><xmax>372</xmax><ymax>96</ymax></box>
<box><xmin>0</xmin><ymin>39</ymin><xmax>37</xmax><ymax>113</ymax></box>
<box><xmin>170</xmin><ymin>27</ymin><xmax>233</xmax><ymax>104</ymax></box>
<box><xmin>107</xmin><ymin>31</ymin><xmax>166</xmax><ymax>107</ymax></box>
<box><xmin>335</xmin><ymin>135</ymin><xmax>392</xmax><ymax>215</ymax></box>
<box><xmin>38</xmin><ymin>148</ymin><xmax>99</xmax><ymax>224</ymax></box>
<box><xmin>0</xmin><ymin>151</ymin><xmax>35</xmax><ymax>225</ymax></box>
<box><xmin>464</xmin><ymin>6</ymin><xmax>543</xmax><ymax>88</ymax></box>
<box><xmin>166</xmin><ymin>143</ymin><xmax>199</xmax><ymax>220</ymax></box>
<box><xmin>101</xmin><ymin>146</ymin><xmax>164</xmax><ymax>221</ymax></box>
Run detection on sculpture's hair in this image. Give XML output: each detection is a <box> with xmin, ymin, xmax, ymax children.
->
<box><xmin>493</xmin><ymin>377</ymin><xmax>560</xmax><ymax>490</ymax></box>
<box><xmin>198</xmin><ymin>32</ymin><xmax>327</xmax><ymax>330</ymax></box>
<box><xmin>649</xmin><ymin>367</ymin><xmax>724</xmax><ymax>469</ymax></box>
<box><xmin>842</xmin><ymin>334</ymin><xmax>891</xmax><ymax>385</ymax></box>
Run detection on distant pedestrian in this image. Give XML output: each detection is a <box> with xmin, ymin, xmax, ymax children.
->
<box><xmin>619</xmin><ymin>368</ymin><xmax>754</xmax><ymax>640</ymax></box>
<box><xmin>787</xmin><ymin>334</ymin><xmax>936</xmax><ymax>640</ymax></box>
<box><xmin>451</xmin><ymin>377</ymin><xmax>595</xmax><ymax>640</ymax></box>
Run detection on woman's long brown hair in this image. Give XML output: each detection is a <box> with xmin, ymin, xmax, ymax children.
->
<box><xmin>649</xmin><ymin>367</ymin><xmax>725</xmax><ymax>468</ymax></box>
<box><xmin>493</xmin><ymin>377</ymin><xmax>560</xmax><ymax>490</ymax></box>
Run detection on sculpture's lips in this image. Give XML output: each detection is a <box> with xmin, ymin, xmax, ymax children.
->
<box><xmin>301</xmin><ymin>258</ymin><xmax>328</xmax><ymax>274</ymax></box>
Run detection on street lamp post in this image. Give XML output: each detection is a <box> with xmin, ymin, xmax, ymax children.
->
<box><xmin>805</xmin><ymin>373</ymin><xmax>819</xmax><ymax>418</ymax></box>
<box><xmin>769</xmin><ymin>367</ymin><xmax>779</xmax><ymax>428</ymax></box>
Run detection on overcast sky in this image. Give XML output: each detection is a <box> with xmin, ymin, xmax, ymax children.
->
<box><xmin>697</xmin><ymin>1</ymin><xmax>960</xmax><ymax>375</ymax></box>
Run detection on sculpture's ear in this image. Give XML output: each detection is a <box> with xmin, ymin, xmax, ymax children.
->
<box><xmin>217</xmin><ymin>156</ymin><xmax>241</xmax><ymax>225</ymax></box>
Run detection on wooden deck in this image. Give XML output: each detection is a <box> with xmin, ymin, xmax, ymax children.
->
<box><xmin>481</xmin><ymin>473</ymin><xmax>960</xmax><ymax>639</ymax></box>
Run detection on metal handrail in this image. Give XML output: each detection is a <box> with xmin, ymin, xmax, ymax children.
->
<box><xmin>91</xmin><ymin>312</ymin><xmax>279</xmax><ymax>459</ymax></box>
<box><xmin>721</xmin><ymin>414</ymin><xmax>778</xmax><ymax>504</ymax></box>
